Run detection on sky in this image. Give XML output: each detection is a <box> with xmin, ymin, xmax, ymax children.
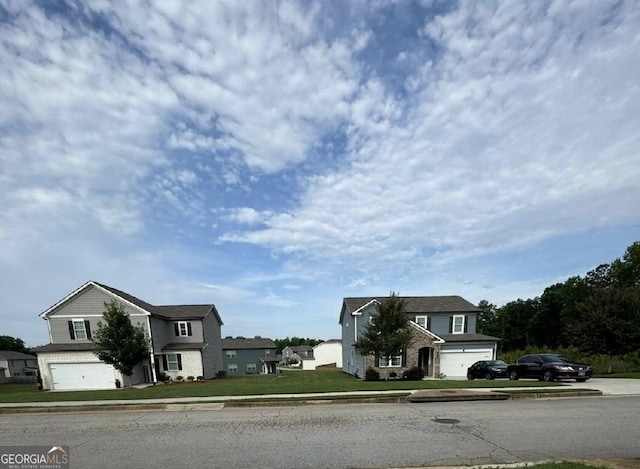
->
<box><xmin>1</xmin><ymin>0</ymin><xmax>639</xmax><ymax>348</ymax></box>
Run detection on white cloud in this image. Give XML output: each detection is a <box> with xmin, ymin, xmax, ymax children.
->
<box><xmin>1</xmin><ymin>1</ymin><xmax>639</xmax><ymax>347</ymax></box>
<box><xmin>222</xmin><ymin>1</ymin><xmax>640</xmax><ymax>275</ymax></box>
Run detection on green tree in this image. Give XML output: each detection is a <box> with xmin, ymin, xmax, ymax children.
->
<box><xmin>92</xmin><ymin>300</ymin><xmax>150</xmax><ymax>387</ymax></box>
<box><xmin>274</xmin><ymin>337</ymin><xmax>324</xmax><ymax>354</ymax></box>
<box><xmin>610</xmin><ymin>241</ymin><xmax>640</xmax><ymax>287</ymax></box>
<box><xmin>570</xmin><ymin>287</ymin><xmax>640</xmax><ymax>372</ymax></box>
<box><xmin>497</xmin><ymin>298</ymin><xmax>540</xmax><ymax>351</ymax></box>
<box><xmin>355</xmin><ymin>293</ymin><xmax>412</xmax><ymax>379</ymax></box>
<box><xmin>0</xmin><ymin>336</ymin><xmax>29</xmax><ymax>353</ymax></box>
<box><xmin>476</xmin><ymin>300</ymin><xmax>500</xmax><ymax>338</ymax></box>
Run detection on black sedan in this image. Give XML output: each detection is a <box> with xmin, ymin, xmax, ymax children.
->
<box><xmin>507</xmin><ymin>354</ymin><xmax>592</xmax><ymax>382</ymax></box>
<box><xmin>467</xmin><ymin>360</ymin><xmax>508</xmax><ymax>380</ymax></box>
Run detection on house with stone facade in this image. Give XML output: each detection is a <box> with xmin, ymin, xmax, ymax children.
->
<box><xmin>339</xmin><ymin>296</ymin><xmax>499</xmax><ymax>378</ymax></box>
<box><xmin>34</xmin><ymin>281</ymin><xmax>224</xmax><ymax>390</ymax></box>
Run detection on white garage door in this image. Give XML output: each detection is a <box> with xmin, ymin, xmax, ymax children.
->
<box><xmin>440</xmin><ymin>350</ymin><xmax>493</xmax><ymax>377</ymax></box>
<box><xmin>50</xmin><ymin>362</ymin><xmax>116</xmax><ymax>390</ymax></box>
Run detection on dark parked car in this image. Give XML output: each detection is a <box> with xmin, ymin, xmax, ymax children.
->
<box><xmin>507</xmin><ymin>354</ymin><xmax>592</xmax><ymax>382</ymax></box>
<box><xmin>467</xmin><ymin>360</ymin><xmax>508</xmax><ymax>380</ymax></box>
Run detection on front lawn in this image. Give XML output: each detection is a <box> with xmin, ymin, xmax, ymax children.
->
<box><xmin>0</xmin><ymin>369</ymin><xmax>562</xmax><ymax>403</ymax></box>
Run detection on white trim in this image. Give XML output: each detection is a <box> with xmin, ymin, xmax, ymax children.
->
<box><xmin>146</xmin><ymin>316</ymin><xmax>157</xmax><ymax>383</ymax></box>
<box><xmin>40</xmin><ymin>281</ymin><xmax>152</xmax><ymax>318</ymax></box>
<box><xmin>354</xmin><ymin>316</ymin><xmax>358</xmax><ymax>342</ymax></box>
<box><xmin>409</xmin><ymin>321</ymin><xmax>445</xmax><ymax>343</ymax></box>
<box><xmin>414</xmin><ymin>315</ymin><xmax>428</xmax><ymax>329</ymax></box>
<box><xmin>166</xmin><ymin>353</ymin><xmax>180</xmax><ymax>372</ymax></box>
<box><xmin>452</xmin><ymin>315</ymin><xmax>465</xmax><ymax>334</ymax></box>
<box><xmin>351</xmin><ymin>299</ymin><xmax>379</xmax><ymax>316</ymax></box>
<box><xmin>177</xmin><ymin>321</ymin><xmax>189</xmax><ymax>337</ymax></box>
<box><xmin>53</xmin><ymin>313</ymin><xmax>148</xmax><ymax>318</ymax></box>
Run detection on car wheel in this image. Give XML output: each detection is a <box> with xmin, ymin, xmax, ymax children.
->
<box><xmin>485</xmin><ymin>372</ymin><xmax>494</xmax><ymax>380</ymax></box>
<box><xmin>467</xmin><ymin>372</ymin><xmax>474</xmax><ymax>381</ymax></box>
<box><xmin>576</xmin><ymin>378</ymin><xmax>588</xmax><ymax>383</ymax></box>
<box><xmin>543</xmin><ymin>370</ymin><xmax>555</xmax><ymax>382</ymax></box>
<box><xmin>509</xmin><ymin>371</ymin><xmax>518</xmax><ymax>381</ymax></box>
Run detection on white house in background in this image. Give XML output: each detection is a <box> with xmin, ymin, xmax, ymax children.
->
<box><xmin>302</xmin><ymin>340</ymin><xmax>343</xmax><ymax>370</ymax></box>
<box><xmin>34</xmin><ymin>281</ymin><xmax>224</xmax><ymax>391</ymax></box>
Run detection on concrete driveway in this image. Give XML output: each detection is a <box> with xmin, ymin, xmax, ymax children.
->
<box><xmin>561</xmin><ymin>377</ymin><xmax>640</xmax><ymax>395</ymax></box>
<box><xmin>487</xmin><ymin>377</ymin><xmax>640</xmax><ymax>395</ymax></box>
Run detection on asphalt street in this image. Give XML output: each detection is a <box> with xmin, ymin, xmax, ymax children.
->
<box><xmin>3</xmin><ymin>395</ymin><xmax>639</xmax><ymax>469</ymax></box>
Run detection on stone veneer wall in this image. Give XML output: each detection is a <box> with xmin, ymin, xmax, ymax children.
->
<box><xmin>363</xmin><ymin>326</ymin><xmax>442</xmax><ymax>378</ymax></box>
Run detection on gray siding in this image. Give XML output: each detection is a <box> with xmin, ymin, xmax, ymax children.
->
<box><xmin>341</xmin><ymin>301</ymin><xmax>480</xmax><ymax>378</ymax></box>
<box><xmin>201</xmin><ymin>311</ymin><xmax>223</xmax><ymax>379</ymax></box>
<box><xmin>222</xmin><ymin>347</ymin><xmax>276</xmax><ymax>375</ymax></box>
<box><xmin>150</xmin><ymin>317</ymin><xmax>204</xmax><ymax>353</ymax></box>
<box><xmin>407</xmin><ymin>312</ymin><xmax>478</xmax><ymax>336</ymax></box>
<box><xmin>1</xmin><ymin>358</ymin><xmax>38</xmax><ymax>377</ymax></box>
<box><xmin>47</xmin><ymin>286</ymin><xmax>149</xmax><ymax>343</ymax></box>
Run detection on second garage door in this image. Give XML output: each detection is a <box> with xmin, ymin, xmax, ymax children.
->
<box><xmin>439</xmin><ymin>350</ymin><xmax>493</xmax><ymax>377</ymax></box>
<box><xmin>50</xmin><ymin>362</ymin><xmax>116</xmax><ymax>390</ymax></box>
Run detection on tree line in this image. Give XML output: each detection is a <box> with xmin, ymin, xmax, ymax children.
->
<box><xmin>478</xmin><ymin>241</ymin><xmax>640</xmax><ymax>361</ymax></box>
<box><xmin>273</xmin><ymin>337</ymin><xmax>324</xmax><ymax>354</ymax></box>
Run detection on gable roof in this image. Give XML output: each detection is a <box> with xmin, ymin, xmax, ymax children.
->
<box><xmin>222</xmin><ymin>338</ymin><xmax>277</xmax><ymax>350</ymax></box>
<box><xmin>288</xmin><ymin>345</ymin><xmax>314</xmax><ymax>353</ymax></box>
<box><xmin>0</xmin><ymin>350</ymin><xmax>37</xmax><ymax>360</ymax></box>
<box><xmin>342</xmin><ymin>295</ymin><xmax>478</xmax><ymax>317</ymax></box>
<box><xmin>40</xmin><ymin>281</ymin><xmax>223</xmax><ymax>324</ymax></box>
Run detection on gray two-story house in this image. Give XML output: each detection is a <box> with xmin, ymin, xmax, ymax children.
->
<box><xmin>281</xmin><ymin>345</ymin><xmax>314</xmax><ymax>366</ymax></box>
<box><xmin>339</xmin><ymin>296</ymin><xmax>499</xmax><ymax>378</ymax></box>
<box><xmin>34</xmin><ymin>281</ymin><xmax>224</xmax><ymax>390</ymax></box>
<box><xmin>222</xmin><ymin>337</ymin><xmax>278</xmax><ymax>375</ymax></box>
<box><xmin>0</xmin><ymin>351</ymin><xmax>38</xmax><ymax>383</ymax></box>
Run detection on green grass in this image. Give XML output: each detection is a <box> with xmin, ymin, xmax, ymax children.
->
<box><xmin>0</xmin><ymin>369</ymin><xmax>563</xmax><ymax>403</ymax></box>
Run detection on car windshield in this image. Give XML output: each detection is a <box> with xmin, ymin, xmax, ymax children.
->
<box><xmin>540</xmin><ymin>355</ymin><xmax>570</xmax><ymax>363</ymax></box>
<box><xmin>486</xmin><ymin>360</ymin><xmax>506</xmax><ymax>366</ymax></box>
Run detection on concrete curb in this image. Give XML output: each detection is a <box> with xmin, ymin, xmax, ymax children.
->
<box><xmin>0</xmin><ymin>389</ymin><xmax>604</xmax><ymax>414</ymax></box>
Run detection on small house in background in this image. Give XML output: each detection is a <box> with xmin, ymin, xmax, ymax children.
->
<box><xmin>282</xmin><ymin>345</ymin><xmax>314</xmax><ymax>366</ymax></box>
<box><xmin>222</xmin><ymin>337</ymin><xmax>279</xmax><ymax>375</ymax></box>
<box><xmin>0</xmin><ymin>351</ymin><xmax>38</xmax><ymax>384</ymax></box>
<box><xmin>302</xmin><ymin>340</ymin><xmax>342</xmax><ymax>370</ymax></box>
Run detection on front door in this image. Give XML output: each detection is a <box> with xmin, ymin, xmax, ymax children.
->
<box><xmin>418</xmin><ymin>347</ymin><xmax>433</xmax><ymax>377</ymax></box>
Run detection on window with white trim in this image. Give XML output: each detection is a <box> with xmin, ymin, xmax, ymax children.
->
<box><xmin>246</xmin><ymin>363</ymin><xmax>257</xmax><ymax>373</ymax></box>
<box><xmin>378</xmin><ymin>354</ymin><xmax>402</xmax><ymax>368</ymax></box>
<box><xmin>452</xmin><ymin>315</ymin><xmax>465</xmax><ymax>334</ymax></box>
<box><xmin>415</xmin><ymin>316</ymin><xmax>428</xmax><ymax>329</ymax></box>
<box><xmin>166</xmin><ymin>354</ymin><xmax>180</xmax><ymax>371</ymax></box>
<box><xmin>177</xmin><ymin>321</ymin><xmax>189</xmax><ymax>337</ymax></box>
<box><xmin>73</xmin><ymin>319</ymin><xmax>87</xmax><ymax>340</ymax></box>
<box><xmin>265</xmin><ymin>350</ymin><xmax>271</xmax><ymax>356</ymax></box>
<box><xmin>226</xmin><ymin>350</ymin><xmax>236</xmax><ymax>358</ymax></box>
<box><xmin>227</xmin><ymin>364</ymin><xmax>238</xmax><ymax>373</ymax></box>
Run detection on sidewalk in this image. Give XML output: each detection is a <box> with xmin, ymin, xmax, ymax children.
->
<box><xmin>1</xmin><ymin>378</ymin><xmax>637</xmax><ymax>414</ymax></box>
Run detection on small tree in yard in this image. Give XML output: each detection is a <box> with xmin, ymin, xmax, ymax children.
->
<box><xmin>355</xmin><ymin>293</ymin><xmax>413</xmax><ymax>380</ymax></box>
<box><xmin>93</xmin><ymin>300</ymin><xmax>150</xmax><ymax>387</ymax></box>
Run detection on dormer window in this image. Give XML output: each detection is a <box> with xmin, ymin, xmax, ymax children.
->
<box><xmin>174</xmin><ymin>321</ymin><xmax>192</xmax><ymax>337</ymax></box>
